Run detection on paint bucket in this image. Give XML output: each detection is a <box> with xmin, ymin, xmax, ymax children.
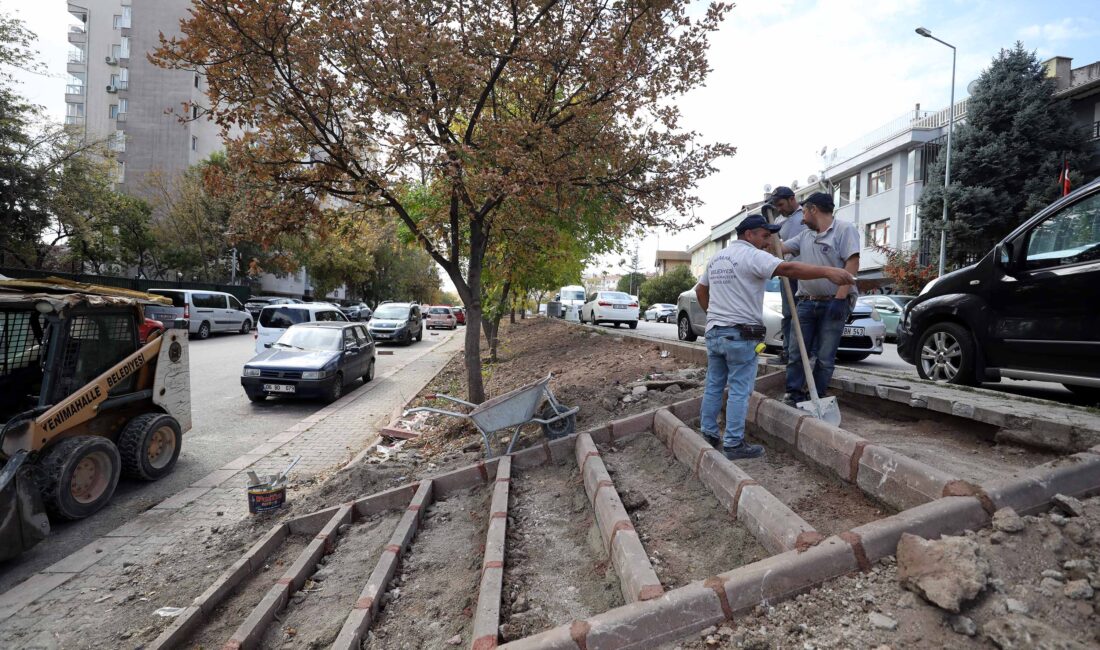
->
<box><xmin>247</xmin><ymin>483</ymin><xmax>286</xmax><ymax>514</ymax></box>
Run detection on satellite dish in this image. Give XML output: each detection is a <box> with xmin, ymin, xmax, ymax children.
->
<box><xmin>808</xmin><ymin>174</ymin><xmax>819</xmax><ymax>184</ymax></box>
<box><xmin>763</xmin><ymin>184</ymin><xmax>772</xmax><ymax>193</ymax></box>
<box><xmin>967</xmin><ymin>79</ymin><xmax>979</xmax><ymax>95</ymax></box>
<box><xmin>819</xmin><ymin>146</ymin><xmax>827</xmax><ymax>156</ymax></box>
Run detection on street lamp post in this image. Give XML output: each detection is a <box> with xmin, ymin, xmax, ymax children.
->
<box><xmin>916</xmin><ymin>26</ymin><xmax>955</xmax><ymax>277</ymax></box>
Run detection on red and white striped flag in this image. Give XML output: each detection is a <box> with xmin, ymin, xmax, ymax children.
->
<box><xmin>1060</xmin><ymin>159</ymin><xmax>1071</xmax><ymax>196</ymax></box>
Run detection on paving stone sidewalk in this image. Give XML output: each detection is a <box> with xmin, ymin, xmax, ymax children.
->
<box><xmin>0</xmin><ymin>330</ymin><xmax>465</xmax><ymax>645</ymax></box>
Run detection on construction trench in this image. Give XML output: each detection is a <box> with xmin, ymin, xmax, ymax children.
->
<box><xmin>147</xmin><ymin>367</ymin><xmax>1100</xmax><ymax>650</ymax></box>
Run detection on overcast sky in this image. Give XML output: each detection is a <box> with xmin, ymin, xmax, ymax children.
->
<box><xmin>4</xmin><ymin>0</ymin><xmax>1099</xmax><ymax>290</ymax></box>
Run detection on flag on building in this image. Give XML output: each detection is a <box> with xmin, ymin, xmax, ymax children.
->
<box><xmin>1059</xmin><ymin>159</ymin><xmax>1071</xmax><ymax>196</ymax></box>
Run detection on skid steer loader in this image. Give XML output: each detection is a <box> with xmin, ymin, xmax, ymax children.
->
<box><xmin>0</xmin><ymin>278</ymin><xmax>191</xmax><ymax>561</ymax></box>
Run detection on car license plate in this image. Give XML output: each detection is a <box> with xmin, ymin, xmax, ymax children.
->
<box><xmin>373</xmin><ymin>332</ymin><xmax>390</xmax><ymax>339</ymax></box>
<box><xmin>842</xmin><ymin>326</ymin><xmax>864</xmax><ymax>337</ymax></box>
<box><xmin>263</xmin><ymin>384</ymin><xmax>295</xmax><ymax>393</ymax></box>
<box><xmin>613</xmin><ymin>305</ymin><xmax>627</xmax><ymax>309</ymax></box>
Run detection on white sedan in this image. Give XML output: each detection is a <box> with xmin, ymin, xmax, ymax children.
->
<box><xmin>643</xmin><ymin>303</ymin><xmax>676</xmax><ymax>322</ymax></box>
<box><xmin>581</xmin><ymin>291</ymin><xmax>639</xmax><ymax>329</ymax></box>
<box><xmin>761</xmin><ymin>279</ymin><xmax>885</xmax><ymax>362</ymax></box>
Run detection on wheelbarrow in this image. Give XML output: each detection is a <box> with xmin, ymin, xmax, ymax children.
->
<box><xmin>404</xmin><ymin>373</ymin><xmax>579</xmax><ymax>458</ymax></box>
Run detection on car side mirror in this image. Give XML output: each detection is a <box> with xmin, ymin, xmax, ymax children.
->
<box><xmin>996</xmin><ymin>242</ymin><xmax>1015</xmax><ymax>271</ymax></box>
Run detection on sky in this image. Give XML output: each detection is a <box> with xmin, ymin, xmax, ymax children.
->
<box><xmin>3</xmin><ymin>0</ymin><xmax>1100</xmax><ymax>291</ymax></box>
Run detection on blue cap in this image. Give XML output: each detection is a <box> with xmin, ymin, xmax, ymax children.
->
<box><xmin>736</xmin><ymin>214</ymin><xmax>781</xmax><ymax>234</ymax></box>
<box><xmin>770</xmin><ymin>186</ymin><xmax>796</xmax><ymax>200</ymax></box>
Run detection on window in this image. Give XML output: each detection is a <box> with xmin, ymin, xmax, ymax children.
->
<box><xmin>191</xmin><ymin>136</ymin><xmax>198</xmax><ymax>151</ymax></box>
<box><xmin>109</xmin><ymin>130</ymin><xmax>126</xmax><ymax>152</ymax></box>
<box><xmin>903</xmin><ymin>205</ymin><xmax>920</xmax><ymax>242</ymax></box>
<box><xmin>260</xmin><ymin>307</ymin><xmax>308</xmax><ymax>328</ymax></box>
<box><xmin>194</xmin><ymin>73</ymin><xmax>200</xmax><ymax>88</ymax></box>
<box><xmin>119</xmin><ymin>98</ymin><xmax>128</xmax><ymax>114</ymax></box>
<box><xmin>833</xmin><ymin>175</ymin><xmax>859</xmax><ymax>207</ymax></box>
<box><xmin>66</xmin><ymin>102</ymin><xmax>85</xmax><ymax>117</ymax></box>
<box><xmin>192</xmin><ymin>293</ymin><xmax>227</xmax><ymax>309</ymax></box>
<box><xmin>866</xmin><ymin>220</ymin><xmax>889</xmax><ymax>247</ymax></box>
<box><xmin>867</xmin><ymin>165</ymin><xmax>892</xmax><ymax>196</ymax></box>
<box><xmin>111</xmin><ymin>44</ymin><xmax>121</xmax><ymax>60</ymax></box>
<box><xmin>120</xmin><ymin>6</ymin><xmax>131</xmax><ymax>28</ymax></box>
<box><xmin>315</xmin><ymin>310</ymin><xmax>344</xmax><ymax>322</ymax></box>
<box><xmin>113</xmin><ymin>14</ymin><xmax>121</xmax><ymax>29</ymax></box>
<box><xmin>66</xmin><ymin>73</ymin><xmax>85</xmax><ymax>95</ymax></box>
<box><xmin>906</xmin><ymin>149</ymin><xmax>923</xmax><ymax>184</ymax></box>
<box><xmin>191</xmin><ymin>105</ymin><xmax>199</xmax><ymax>119</ymax></box>
<box><xmin>1025</xmin><ymin>193</ymin><xmax>1100</xmax><ymax>270</ymax></box>
<box><xmin>109</xmin><ymin>104</ymin><xmax>119</xmax><ymax>119</ymax></box>
<box><xmin>119</xmin><ymin>37</ymin><xmax>130</xmax><ymax>59</ymax></box>
<box><xmin>353</xmin><ymin>325</ymin><xmax>371</xmax><ymax>344</ymax></box>
<box><xmin>115</xmin><ymin>161</ymin><xmax>125</xmax><ymax>183</ymax></box>
<box><xmin>228</xmin><ymin>296</ymin><xmax>244</xmax><ymax>311</ymax></box>
<box><xmin>343</xmin><ymin>329</ymin><xmax>357</xmax><ymax>349</ymax></box>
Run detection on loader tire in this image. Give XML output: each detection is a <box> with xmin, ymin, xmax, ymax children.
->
<box><xmin>118</xmin><ymin>413</ymin><xmax>182</xmax><ymax>481</ymax></box>
<box><xmin>37</xmin><ymin>436</ymin><xmax>121</xmax><ymax>521</ymax></box>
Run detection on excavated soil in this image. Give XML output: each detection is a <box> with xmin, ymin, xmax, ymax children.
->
<box><xmin>835</xmin><ymin>393</ymin><xmax>1059</xmax><ymax>484</ymax></box>
<box><xmin>671</xmin><ymin>496</ymin><xmax>1100</xmax><ymax>650</ymax></box>
<box><xmin>185</xmin><ymin>536</ymin><xmax>308</xmax><ymax>649</ymax></box>
<box><xmin>363</xmin><ymin>487</ymin><xmax>489</xmax><ymax>649</ymax></box>
<box><xmin>500</xmin><ymin>461</ymin><xmax>624</xmax><ymax>642</ymax></box>
<box><xmin>599</xmin><ymin>433</ymin><xmax>768</xmax><ymax>589</ymax></box>
<box><xmin>259</xmin><ymin>511</ymin><xmax>402</xmax><ymax>648</ymax></box>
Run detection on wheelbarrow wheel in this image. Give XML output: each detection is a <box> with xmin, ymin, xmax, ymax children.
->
<box><xmin>539</xmin><ymin>403</ymin><xmax>576</xmax><ymax>440</ymax></box>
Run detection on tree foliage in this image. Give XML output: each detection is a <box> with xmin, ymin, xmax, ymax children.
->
<box><xmin>616</xmin><ymin>272</ymin><xmax>646</xmax><ymax>295</ymax></box>
<box><xmin>639</xmin><ymin>264</ymin><xmax>694</xmax><ymax>305</ymax></box>
<box><xmin>873</xmin><ymin>244</ymin><xmax>938</xmax><ymax>295</ymax></box>
<box><xmin>153</xmin><ymin>0</ymin><xmax>733</xmax><ymax>402</ymax></box>
<box><xmin>918</xmin><ymin>43</ymin><xmax>1089</xmax><ymax>269</ymax></box>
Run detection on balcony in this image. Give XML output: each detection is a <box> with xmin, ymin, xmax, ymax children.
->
<box><xmin>115</xmin><ymin>111</ymin><xmax>127</xmax><ymax>123</ymax></box>
<box><xmin>64</xmin><ymin>115</ymin><xmax>84</xmax><ymax>126</ymax></box>
<box><xmin>67</xmin><ymin>24</ymin><xmax>86</xmax><ymax>44</ymax></box>
<box><xmin>64</xmin><ymin>84</ymin><xmax>85</xmax><ymax>103</ymax></box>
<box><xmin>823</xmin><ymin>99</ymin><xmax>970</xmax><ymax>171</ymax></box>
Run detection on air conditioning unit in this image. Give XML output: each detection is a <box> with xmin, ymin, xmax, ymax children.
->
<box><xmin>105</xmin><ymin>56</ymin><xmax>118</xmax><ymax>65</ymax></box>
<box><xmin>106</xmin><ymin>84</ymin><xmax>118</xmax><ymax>93</ymax></box>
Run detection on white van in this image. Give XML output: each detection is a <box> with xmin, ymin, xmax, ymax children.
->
<box><xmin>145</xmin><ymin>289</ymin><xmax>252</xmax><ymax>340</ymax></box>
<box><xmin>255</xmin><ymin>303</ymin><xmax>348</xmax><ymax>353</ymax></box>
<box><xmin>557</xmin><ymin>285</ymin><xmax>586</xmax><ymax>322</ymax></box>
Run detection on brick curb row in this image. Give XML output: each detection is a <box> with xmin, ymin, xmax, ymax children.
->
<box><xmin>651</xmin><ymin>408</ymin><xmax>815</xmax><ymax>555</ymax></box>
<box><xmin>575</xmin><ymin>433</ymin><xmax>664</xmax><ymax>604</ymax></box>
<box><xmin>470</xmin><ymin>456</ymin><xmax>512</xmax><ymax>650</ymax></box>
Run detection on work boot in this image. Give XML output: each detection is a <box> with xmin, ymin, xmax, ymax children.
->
<box><xmin>781</xmin><ymin>393</ymin><xmax>800</xmax><ymax>408</ymax></box>
<box><xmin>702</xmin><ymin>434</ymin><xmax>721</xmax><ymax>448</ymax></box>
<box><xmin>723</xmin><ymin>442</ymin><xmax>765</xmax><ymax>460</ymax></box>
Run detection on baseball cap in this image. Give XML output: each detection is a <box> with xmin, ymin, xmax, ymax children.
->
<box><xmin>735</xmin><ymin>214</ymin><xmax>782</xmax><ymax>234</ymax></box>
<box><xmin>802</xmin><ymin>192</ymin><xmax>835</xmax><ymax>212</ymax></box>
<box><xmin>769</xmin><ymin>186</ymin><xmax>795</xmax><ymax>200</ymax></box>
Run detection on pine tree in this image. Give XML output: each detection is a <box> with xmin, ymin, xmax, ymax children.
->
<box><xmin>918</xmin><ymin>43</ymin><xmax>1089</xmax><ymax>269</ymax></box>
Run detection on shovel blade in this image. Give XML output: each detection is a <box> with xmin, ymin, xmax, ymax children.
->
<box><xmin>796</xmin><ymin>396</ymin><xmax>842</xmax><ymax>427</ymax></box>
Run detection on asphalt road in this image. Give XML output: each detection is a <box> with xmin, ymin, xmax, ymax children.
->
<box><xmin>627</xmin><ymin>318</ymin><xmax>1093</xmax><ymax>406</ymax></box>
<box><xmin>0</xmin><ymin>327</ymin><xmax>457</xmax><ymax>591</ymax></box>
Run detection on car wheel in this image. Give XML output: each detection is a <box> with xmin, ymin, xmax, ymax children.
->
<box><xmin>37</xmin><ymin>436</ymin><xmax>121</xmax><ymax>521</ymax></box>
<box><xmin>197</xmin><ymin>321</ymin><xmax>211</xmax><ymax>340</ymax></box>
<box><xmin>836</xmin><ymin>352</ymin><xmax>871</xmax><ymax>362</ymax></box>
<box><xmin>117</xmin><ymin>413</ymin><xmax>182</xmax><ymax>481</ymax></box>
<box><xmin>326</xmin><ymin>372</ymin><xmax>344</xmax><ymax>403</ymax></box>
<box><xmin>628</xmin><ymin>320</ymin><xmax>638</xmax><ymax>330</ymax></box>
<box><xmin>916</xmin><ymin>322</ymin><xmax>976</xmax><ymax>385</ymax></box>
<box><xmin>363</xmin><ymin>359</ymin><xmax>375</xmax><ymax>383</ymax></box>
<box><xmin>1064</xmin><ymin>384</ymin><xmax>1100</xmax><ymax>402</ymax></box>
<box><xmin>239</xmin><ymin>320</ymin><xmax>252</xmax><ymax>334</ymax></box>
<box><xmin>246</xmin><ymin>391</ymin><xmax>267</xmax><ymax>403</ymax></box>
<box><xmin>678</xmin><ymin>314</ymin><xmax>698</xmax><ymax>342</ymax></box>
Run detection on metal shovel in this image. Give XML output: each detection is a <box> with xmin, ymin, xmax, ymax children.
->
<box><xmin>765</xmin><ymin>211</ymin><xmax>842</xmax><ymax>426</ymax></box>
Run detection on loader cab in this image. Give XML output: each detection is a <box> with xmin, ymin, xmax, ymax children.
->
<box><xmin>0</xmin><ymin>307</ymin><xmax>49</xmax><ymax>425</ymax></box>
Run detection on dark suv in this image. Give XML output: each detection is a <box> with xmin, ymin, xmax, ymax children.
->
<box><xmin>897</xmin><ymin>177</ymin><xmax>1100</xmax><ymax>400</ymax></box>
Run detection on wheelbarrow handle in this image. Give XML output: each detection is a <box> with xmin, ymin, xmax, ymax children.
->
<box><xmin>530</xmin><ymin>405</ymin><xmax>580</xmax><ymax>425</ymax></box>
<box><xmin>403</xmin><ymin>406</ymin><xmax>471</xmax><ymax>419</ymax></box>
<box><xmin>425</xmin><ymin>394</ymin><xmax>477</xmax><ymax>408</ymax></box>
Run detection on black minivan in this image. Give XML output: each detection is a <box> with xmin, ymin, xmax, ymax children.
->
<box><xmin>897</xmin><ymin>176</ymin><xmax>1100</xmax><ymax>400</ymax></box>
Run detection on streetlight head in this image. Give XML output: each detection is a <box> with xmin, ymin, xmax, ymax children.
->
<box><xmin>915</xmin><ymin>27</ymin><xmax>932</xmax><ymax>37</ymax></box>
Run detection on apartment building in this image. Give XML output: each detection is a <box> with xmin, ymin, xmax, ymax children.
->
<box><xmin>65</xmin><ymin>0</ymin><xmax>223</xmax><ymax>193</ymax></box>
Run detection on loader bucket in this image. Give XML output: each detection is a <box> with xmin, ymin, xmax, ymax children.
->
<box><xmin>0</xmin><ymin>450</ymin><xmax>50</xmax><ymax>562</ymax></box>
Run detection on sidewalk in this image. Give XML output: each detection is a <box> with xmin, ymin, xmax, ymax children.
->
<box><xmin>0</xmin><ymin>330</ymin><xmax>465</xmax><ymax>646</ymax></box>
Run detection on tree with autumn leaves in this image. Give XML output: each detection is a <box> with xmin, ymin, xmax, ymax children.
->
<box><xmin>154</xmin><ymin>0</ymin><xmax>733</xmax><ymax>402</ymax></box>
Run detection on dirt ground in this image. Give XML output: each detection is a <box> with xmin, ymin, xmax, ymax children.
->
<box><xmin>670</xmin><ymin>496</ymin><xmax>1100</xmax><ymax>650</ymax></box>
<box><xmin>363</xmin><ymin>487</ymin><xmax>488</xmax><ymax>649</ymax></box>
<box><xmin>260</xmin><ymin>511</ymin><xmax>403</xmax><ymax>648</ymax></box>
<box><xmin>599</xmin><ymin>433</ymin><xmax>768</xmax><ymax>589</ymax></box>
<box><xmin>500</xmin><ymin>461</ymin><xmax>624</xmax><ymax>642</ymax></box>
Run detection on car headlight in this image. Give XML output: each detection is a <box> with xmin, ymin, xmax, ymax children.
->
<box><xmin>301</xmin><ymin>370</ymin><xmax>331</xmax><ymax>380</ymax></box>
<box><xmin>243</xmin><ymin>368</ymin><xmax>261</xmax><ymax>377</ymax></box>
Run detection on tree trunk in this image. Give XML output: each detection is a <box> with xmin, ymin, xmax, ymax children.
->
<box><xmin>457</xmin><ymin>227</ymin><xmax>488</xmax><ymax>404</ymax></box>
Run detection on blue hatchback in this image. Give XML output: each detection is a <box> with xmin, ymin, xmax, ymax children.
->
<box><xmin>241</xmin><ymin>322</ymin><xmax>375</xmax><ymax>403</ymax></box>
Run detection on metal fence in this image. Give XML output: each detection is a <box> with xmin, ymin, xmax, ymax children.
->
<box><xmin>0</xmin><ymin>267</ymin><xmax>251</xmax><ymax>302</ymax></box>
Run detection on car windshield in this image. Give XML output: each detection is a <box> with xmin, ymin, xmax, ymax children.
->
<box><xmin>561</xmin><ymin>290</ymin><xmax>585</xmax><ymax>301</ymax></box>
<box><xmin>260</xmin><ymin>307</ymin><xmax>309</xmax><ymax>328</ymax></box>
<box><xmin>601</xmin><ymin>292</ymin><xmax>631</xmax><ymax>301</ymax></box>
<box><xmin>274</xmin><ymin>327</ymin><xmax>342</xmax><ymax>351</ymax></box>
<box><xmin>374</xmin><ymin>305</ymin><xmax>408</xmax><ymax>319</ymax></box>
<box><xmin>429</xmin><ymin>307</ymin><xmax>450</xmax><ymax>314</ymax></box>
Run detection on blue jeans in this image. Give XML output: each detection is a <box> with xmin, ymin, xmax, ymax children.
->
<box><xmin>780</xmin><ymin>279</ymin><xmax>797</xmax><ymax>359</ymax></box>
<box><xmin>700</xmin><ymin>327</ymin><xmax>759</xmax><ymax>448</ymax></box>
<box><xmin>785</xmin><ymin>298</ymin><xmax>849</xmax><ymax>401</ymax></box>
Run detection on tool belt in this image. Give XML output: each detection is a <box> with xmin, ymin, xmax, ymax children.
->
<box><xmin>732</xmin><ymin>323</ymin><xmax>767</xmax><ymax>339</ymax></box>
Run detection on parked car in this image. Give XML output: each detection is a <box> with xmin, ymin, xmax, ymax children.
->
<box><xmin>145</xmin><ymin>289</ymin><xmax>252</xmax><ymax>340</ymax></box>
<box><xmin>643</xmin><ymin>303</ymin><xmax>676</xmax><ymax>322</ymax></box>
<box><xmin>367</xmin><ymin>302</ymin><xmax>424</xmax><ymax>344</ymax></box>
<box><xmin>139</xmin><ymin>317</ymin><xmax>165</xmax><ymax>343</ymax></box>
<box><xmin>678</xmin><ymin>282</ymin><xmax>885</xmax><ymax>361</ymax></box>
<box><xmin>452</xmin><ymin>306</ymin><xmax>467</xmax><ymax>325</ymax></box>
<box><xmin>897</xmin><ymin>177</ymin><xmax>1100</xmax><ymax>398</ymax></box>
<box><xmin>862</xmin><ymin>295</ymin><xmax>914</xmax><ymax>339</ymax></box>
<box><xmin>241</xmin><ymin>322</ymin><xmax>375</xmax><ymax>403</ymax></box>
<box><xmin>255</xmin><ymin>303</ymin><xmax>348</xmax><ymax>354</ymax></box>
<box><xmin>425</xmin><ymin>305</ymin><xmax>457</xmax><ymax>330</ymax></box>
<box><xmin>342</xmin><ymin>303</ymin><xmax>372</xmax><ymax>321</ymax></box>
<box><xmin>245</xmin><ymin>296</ymin><xmax>301</xmax><ymax>324</ymax></box>
<box><xmin>581</xmin><ymin>291</ymin><xmax>639</xmax><ymax>329</ymax></box>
